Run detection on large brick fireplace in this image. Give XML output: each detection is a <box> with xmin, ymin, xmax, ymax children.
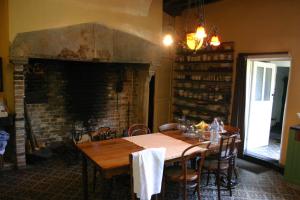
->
<box><xmin>10</xmin><ymin>23</ymin><xmax>161</xmax><ymax>168</ymax></box>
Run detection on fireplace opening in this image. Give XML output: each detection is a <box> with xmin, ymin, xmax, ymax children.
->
<box><xmin>25</xmin><ymin>58</ymin><xmax>149</xmax><ymax>146</ymax></box>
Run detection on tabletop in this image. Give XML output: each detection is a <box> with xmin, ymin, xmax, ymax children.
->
<box><xmin>76</xmin><ymin>126</ymin><xmax>239</xmax><ymax>178</ymax></box>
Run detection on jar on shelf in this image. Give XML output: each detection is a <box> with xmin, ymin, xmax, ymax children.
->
<box><xmin>196</xmin><ymin>55</ymin><xmax>201</xmax><ymax>62</ymax></box>
<box><xmin>187</xmin><ymin>55</ymin><xmax>191</xmax><ymax>62</ymax></box>
<box><xmin>197</xmin><ymin>94</ymin><xmax>202</xmax><ymax>100</ymax></box>
<box><xmin>193</xmin><ymin>83</ymin><xmax>199</xmax><ymax>89</ymax></box>
<box><xmin>207</xmin><ymin>54</ymin><xmax>212</xmax><ymax>61</ymax></box>
<box><xmin>219</xmin><ymin>53</ymin><xmax>225</xmax><ymax>60</ymax></box>
<box><xmin>218</xmin><ymin>94</ymin><xmax>223</xmax><ymax>101</ymax></box>
<box><xmin>178</xmin><ymin>90</ymin><xmax>184</xmax><ymax>96</ymax></box>
<box><xmin>183</xmin><ymin>91</ymin><xmax>188</xmax><ymax>97</ymax></box>
<box><xmin>224</xmin><ymin>75</ymin><xmax>231</xmax><ymax>81</ymax></box>
<box><xmin>227</xmin><ymin>54</ymin><xmax>233</xmax><ymax>60</ymax></box>
<box><xmin>213</xmin><ymin>54</ymin><xmax>219</xmax><ymax>61</ymax></box>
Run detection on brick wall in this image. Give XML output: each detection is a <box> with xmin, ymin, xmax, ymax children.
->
<box><xmin>13</xmin><ymin>63</ymin><xmax>26</xmax><ymax>168</ymax></box>
<box><xmin>24</xmin><ymin>59</ymin><xmax>147</xmax><ymax>145</ymax></box>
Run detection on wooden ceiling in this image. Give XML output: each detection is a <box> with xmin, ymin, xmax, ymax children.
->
<box><xmin>163</xmin><ymin>0</ymin><xmax>222</xmax><ymax>16</ymax></box>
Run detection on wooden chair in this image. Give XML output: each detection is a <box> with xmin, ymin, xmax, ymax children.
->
<box><xmin>128</xmin><ymin>124</ymin><xmax>150</xmax><ymax>136</ymax></box>
<box><xmin>158</xmin><ymin>123</ymin><xmax>179</xmax><ymax>132</ymax></box>
<box><xmin>89</xmin><ymin>127</ymin><xmax>117</xmax><ymax>192</ymax></box>
<box><xmin>164</xmin><ymin>141</ymin><xmax>210</xmax><ymax>200</ymax></box>
<box><xmin>0</xmin><ymin>155</ymin><xmax>3</xmax><ymax>169</ymax></box>
<box><xmin>88</xmin><ymin>127</ymin><xmax>116</xmax><ymax>141</ymax></box>
<box><xmin>203</xmin><ymin>134</ymin><xmax>238</xmax><ymax>200</ymax></box>
<box><xmin>224</xmin><ymin>126</ymin><xmax>240</xmax><ymax>180</ymax></box>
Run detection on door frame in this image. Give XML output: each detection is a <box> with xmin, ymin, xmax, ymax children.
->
<box><xmin>148</xmin><ymin>75</ymin><xmax>155</xmax><ymax>132</ymax></box>
<box><xmin>231</xmin><ymin>52</ymin><xmax>290</xmax><ymax>158</ymax></box>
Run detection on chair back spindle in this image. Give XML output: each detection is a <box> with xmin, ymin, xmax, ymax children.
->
<box><xmin>158</xmin><ymin>123</ymin><xmax>179</xmax><ymax>132</ymax></box>
<box><xmin>128</xmin><ymin>124</ymin><xmax>150</xmax><ymax>136</ymax></box>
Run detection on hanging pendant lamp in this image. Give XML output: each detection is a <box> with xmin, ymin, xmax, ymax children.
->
<box><xmin>185</xmin><ymin>0</ymin><xmax>221</xmax><ymax>51</ymax></box>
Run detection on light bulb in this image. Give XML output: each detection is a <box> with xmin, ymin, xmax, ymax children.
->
<box><xmin>210</xmin><ymin>35</ymin><xmax>221</xmax><ymax>46</ymax></box>
<box><xmin>195</xmin><ymin>26</ymin><xmax>207</xmax><ymax>40</ymax></box>
<box><xmin>163</xmin><ymin>34</ymin><xmax>174</xmax><ymax>46</ymax></box>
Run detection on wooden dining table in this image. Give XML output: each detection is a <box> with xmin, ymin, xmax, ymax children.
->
<box><xmin>76</xmin><ymin>126</ymin><xmax>240</xmax><ymax>200</ymax></box>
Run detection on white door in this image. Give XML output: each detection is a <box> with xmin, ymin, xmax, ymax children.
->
<box><xmin>246</xmin><ymin>61</ymin><xmax>276</xmax><ymax>149</ymax></box>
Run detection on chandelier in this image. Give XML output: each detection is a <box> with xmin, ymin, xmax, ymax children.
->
<box><xmin>185</xmin><ymin>0</ymin><xmax>221</xmax><ymax>51</ymax></box>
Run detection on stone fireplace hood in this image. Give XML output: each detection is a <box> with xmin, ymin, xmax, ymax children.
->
<box><xmin>10</xmin><ymin>23</ymin><xmax>161</xmax><ymax>65</ymax></box>
<box><xmin>10</xmin><ymin>23</ymin><xmax>161</xmax><ymax>168</ymax></box>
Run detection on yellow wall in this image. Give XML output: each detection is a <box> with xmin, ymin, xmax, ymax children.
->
<box><xmin>0</xmin><ymin>0</ymin><xmax>13</xmax><ymax>112</ymax></box>
<box><xmin>9</xmin><ymin>0</ymin><xmax>162</xmax><ymax>44</ymax></box>
<box><xmin>8</xmin><ymin>0</ymin><xmax>170</xmax><ymax>129</ymax></box>
<box><xmin>179</xmin><ymin>0</ymin><xmax>300</xmax><ymax>165</ymax></box>
<box><xmin>153</xmin><ymin>13</ymin><xmax>176</xmax><ymax>131</ymax></box>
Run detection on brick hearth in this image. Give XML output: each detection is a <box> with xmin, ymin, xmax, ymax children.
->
<box><xmin>24</xmin><ymin>60</ymin><xmax>148</xmax><ymax>144</ymax></box>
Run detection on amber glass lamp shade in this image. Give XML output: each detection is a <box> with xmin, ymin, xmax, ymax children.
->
<box><xmin>195</xmin><ymin>25</ymin><xmax>207</xmax><ymax>40</ymax></box>
<box><xmin>186</xmin><ymin>32</ymin><xmax>203</xmax><ymax>50</ymax></box>
<box><xmin>210</xmin><ymin>35</ymin><xmax>221</xmax><ymax>46</ymax></box>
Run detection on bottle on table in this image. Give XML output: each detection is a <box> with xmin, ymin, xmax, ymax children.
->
<box><xmin>210</xmin><ymin>118</ymin><xmax>220</xmax><ymax>144</ymax></box>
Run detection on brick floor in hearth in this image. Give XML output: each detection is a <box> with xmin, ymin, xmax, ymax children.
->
<box><xmin>0</xmin><ymin>156</ymin><xmax>299</xmax><ymax>200</ymax></box>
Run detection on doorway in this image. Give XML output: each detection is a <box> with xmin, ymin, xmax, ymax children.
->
<box><xmin>244</xmin><ymin>56</ymin><xmax>290</xmax><ymax>164</ymax></box>
<box><xmin>148</xmin><ymin>75</ymin><xmax>155</xmax><ymax>132</ymax></box>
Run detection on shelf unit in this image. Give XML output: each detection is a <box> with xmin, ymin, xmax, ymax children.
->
<box><xmin>172</xmin><ymin>42</ymin><xmax>234</xmax><ymax>124</ymax></box>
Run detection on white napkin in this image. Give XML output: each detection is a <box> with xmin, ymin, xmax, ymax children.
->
<box><xmin>132</xmin><ymin>147</ymin><xmax>166</xmax><ymax>200</ymax></box>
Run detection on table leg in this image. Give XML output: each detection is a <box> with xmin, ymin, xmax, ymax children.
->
<box><xmin>82</xmin><ymin>154</ymin><xmax>88</xmax><ymax>200</ymax></box>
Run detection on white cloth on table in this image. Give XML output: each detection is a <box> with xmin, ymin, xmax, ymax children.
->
<box><xmin>132</xmin><ymin>147</ymin><xmax>166</xmax><ymax>200</ymax></box>
<box><xmin>125</xmin><ymin>133</ymin><xmax>205</xmax><ymax>160</ymax></box>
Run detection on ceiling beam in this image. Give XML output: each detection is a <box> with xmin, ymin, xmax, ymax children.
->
<box><xmin>163</xmin><ymin>0</ymin><xmax>222</xmax><ymax>16</ymax></box>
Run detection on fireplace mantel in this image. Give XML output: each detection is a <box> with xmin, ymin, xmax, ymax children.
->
<box><xmin>10</xmin><ymin>23</ymin><xmax>161</xmax><ymax>65</ymax></box>
<box><xmin>10</xmin><ymin>23</ymin><xmax>161</xmax><ymax>168</ymax></box>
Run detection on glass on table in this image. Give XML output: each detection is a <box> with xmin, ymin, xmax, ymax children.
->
<box><xmin>216</xmin><ymin>117</ymin><xmax>225</xmax><ymax>133</ymax></box>
<box><xmin>177</xmin><ymin>116</ymin><xmax>187</xmax><ymax>132</ymax></box>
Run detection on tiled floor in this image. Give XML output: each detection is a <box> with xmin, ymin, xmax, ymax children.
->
<box><xmin>0</xmin><ymin>155</ymin><xmax>299</xmax><ymax>200</ymax></box>
<box><xmin>246</xmin><ymin>139</ymin><xmax>281</xmax><ymax>160</ymax></box>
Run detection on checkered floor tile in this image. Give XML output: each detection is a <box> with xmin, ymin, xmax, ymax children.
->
<box><xmin>0</xmin><ymin>156</ymin><xmax>299</xmax><ymax>200</ymax></box>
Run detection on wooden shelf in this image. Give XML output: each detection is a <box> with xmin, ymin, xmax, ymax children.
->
<box><xmin>175</xmin><ymin>60</ymin><xmax>233</xmax><ymax>64</ymax></box>
<box><xmin>177</xmin><ymin>49</ymin><xmax>234</xmax><ymax>55</ymax></box>
<box><xmin>172</xmin><ymin>42</ymin><xmax>234</xmax><ymax>123</ymax></box>
<box><xmin>173</xmin><ymin>87</ymin><xmax>231</xmax><ymax>94</ymax></box>
<box><xmin>175</xmin><ymin>69</ymin><xmax>233</xmax><ymax>73</ymax></box>
<box><xmin>173</xmin><ymin>95</ymin><xmax>231</xmax><ymax>105</ymax></box>
<box><xmin>173</xmin><ymin>112</ymin><xmax>203</xmax><ymax>121</ymax></box>
<box><xmin>173</xmin><ymin>103</ymin><xmax>228</xmax><ymax>115</ymax></box>
<box><xmin>173</xmin><ymin>112</ymin><xmax>228</xmax><ymax>123</ymax></box>
<box><xmin>174</xmin><ymin>79</ymin><xmax>232</xmax><ymax>84</ymax></box>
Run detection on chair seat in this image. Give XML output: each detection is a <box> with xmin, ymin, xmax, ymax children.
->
<box><xmin>165</xmin><ymin>166</ymin><xmax>198</xmax><ymax>182</ymax></box>
<box><xmin>204</xmin><ymin>160</ymin><xmax>229</xmax><ymax>171</ymax></box>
